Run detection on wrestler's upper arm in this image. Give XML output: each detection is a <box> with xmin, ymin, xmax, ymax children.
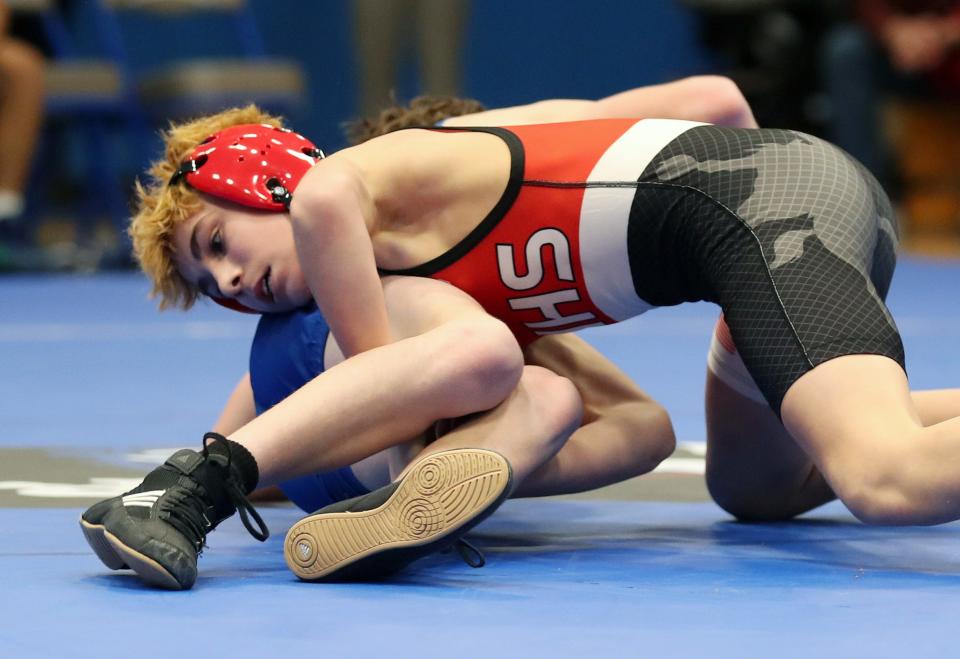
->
<box><xmin>290</xmin><ymin>157</ymin><xmax>390</xmax><ymax>358</ymax></box>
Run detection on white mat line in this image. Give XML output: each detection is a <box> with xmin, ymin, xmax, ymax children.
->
<box><xmin>653</xmin><ymin>457</ymin><xmax>705</xmax><ymax>476</ymax></box>
<box><xmin>126</xmin><ymin>448</ymin><xmax>191</xmax><ymax>464</ymax></box>
<box><xmin>0</xmin><ymin>477</ymin><xmax>141</xmax><ymax>498</ymax></box>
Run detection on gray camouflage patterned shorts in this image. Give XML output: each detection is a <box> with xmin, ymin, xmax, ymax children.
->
<box><xmin>626</xmin><ymin>126</ymin><xmax>903</xmax><ymax>415</ymax></box>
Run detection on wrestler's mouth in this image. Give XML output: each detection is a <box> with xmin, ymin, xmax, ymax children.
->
<box><xmin>258</xmin><ymin>267</ymin><xmax>274</xmax><ymax>304</ymax></box>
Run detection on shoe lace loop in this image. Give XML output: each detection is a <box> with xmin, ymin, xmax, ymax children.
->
<box><xmin>202</xmin><ymin>432</ymin><xmax>270</xmax><ymax>543</ymax></box>
<box><xmin>224</xmin><ymin>481</ymin><xmax>269</xmax><ymax>542</ymax></box>
<box><xmin>159</xmin><ymin>434</ymin><xmax>270</xmax><ymax>552</ymax></box>
<box><xmin>454</xmin><ymin>538</ymin><xmax>485</xmax><ymax>568</ymax></box>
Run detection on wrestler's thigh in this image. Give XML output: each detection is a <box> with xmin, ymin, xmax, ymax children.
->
<box><xmin>705</xmin><ymin>371</ymin><xmax>835</xmax><ymax>521</ymax></box>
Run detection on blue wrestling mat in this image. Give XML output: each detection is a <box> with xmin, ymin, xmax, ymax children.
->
<box><xmin>1</xmin><ymin>256</ymin><xmax>959</xmax><ymax>657</ymax></box>
<box><xmin>3</xmin><ymin>502</ymin><xmax>960</xmax><ymax>657</ymax></box>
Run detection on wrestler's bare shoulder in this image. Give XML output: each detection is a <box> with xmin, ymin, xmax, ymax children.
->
<box><xmin>331</xmin><ymin>128</ymin><xmax>508</xmax><ymax>177</ymax></box>
<box><xmin>317</xmin><ymin>128</ymin><xmax>512</xmax><ymax>244</ymax></box>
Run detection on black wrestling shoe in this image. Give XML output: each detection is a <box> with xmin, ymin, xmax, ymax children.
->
<box><xmin>284</xmin><ymin>448</ymin><xmax>512</xmax><ymax>582</ymax></box>
<box><xmin>79</xmin><ymin>433</ymin><xmax>268</xmax><ymax>590</ymax></box>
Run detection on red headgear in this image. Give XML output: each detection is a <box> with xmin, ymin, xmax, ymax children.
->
<box><xmin>169</xmin><ymin>123</ymin><xmax>325</xmax><ymax>312</ymax></box>
<box><xmin>170</xmin><ymin>123</ymin><xmax>324</xmax><ymax>211</ymax></box>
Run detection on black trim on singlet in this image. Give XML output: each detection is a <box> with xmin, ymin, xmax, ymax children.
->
<box><xmin>377</xmin><ymin>126</ymin><xmax>525</xmax><ymax>277</ymax></box>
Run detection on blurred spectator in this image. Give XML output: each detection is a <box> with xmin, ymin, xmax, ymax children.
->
<box><xmin>821</xmin><ymin>1</ymin><xmax>960</xmax><ymax>190</ymax></box>
<box><xmin>682</xmin><ymin>0</ymin><xmax>843</xmax><ymax>134</ymax></box>
<box><xmin>352</xmin><ymin>0</ymin><xmax>469</xmax><ymax>117</ymax></box>
<box><xmin>0</xmin><ymin>0</ymin><xmax>44</xmax><ymax>252</ymax></box>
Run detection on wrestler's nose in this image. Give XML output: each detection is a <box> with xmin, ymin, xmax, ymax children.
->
<box><xmin>214</xmin><ymin>262</ymin><xmax>243</xmax><ymax>298</ymax></box>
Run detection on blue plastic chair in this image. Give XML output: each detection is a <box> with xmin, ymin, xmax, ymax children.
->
<box><xmin>93</xmin><ymin>0</ymin><xmax>306</xmax><ymax>122</ymax></box>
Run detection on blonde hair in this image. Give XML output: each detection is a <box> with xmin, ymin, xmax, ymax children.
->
<box><xmin>130</xmin><ymin>104</ymin><xmax>285</xmax><ymax>310</ymax></box>
<box><xmin>344</xmin><ymin>95</ymin><xmax>485</xmax><ymax>145</ymax></box>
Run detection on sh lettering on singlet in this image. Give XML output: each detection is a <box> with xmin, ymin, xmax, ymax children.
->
<box><xmin>495</xmin><ymin>227</ymin><xmax>607</xmax><ymax>342</ymax></box>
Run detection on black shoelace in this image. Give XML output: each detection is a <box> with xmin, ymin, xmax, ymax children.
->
<box><xmin>453</xmin><ymin>538</ymin><xmax>485</xmax><ymax>568</ymax></box>
<box><xmin>202</xmin><ymin>434</ymin><xmax>270</xmax><ymax>543</ymax></box>
<box><xmin>161</xmin><ymin>487</ymin><xmax>215</xmax><ymax>553</ymax></box>
<box><xmin>160</xmin><ymin>437</ymin><xmax>269</xmax><ymax>553</ymax></box>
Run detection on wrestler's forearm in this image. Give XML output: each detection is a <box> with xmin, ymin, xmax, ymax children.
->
<box><xmin>519</xmin><ymin>334</ymin><xmax>676</xmax><ymax>495</ymax></box>
<box><xmin>514</xmin><ymin>400</ymin><xmax>674</xmax><ymax>496</ymax></box>
<box><xmin>596</xmin><ymin>75</ymin><xmax>758</xmax><ymax>128</ymax></box>
<box><xmin>522</xmin><ymin>340</ymin><xmax>676</xmax><ymax>495</ymax></box>
<box><xmin>211</xmin><ymin>373</ymin><xmax>256</xmax><ymax>435</ymax></box>
<box><xmin>441</xmin><ymin>75</ymin><xmax>758</xmax><ymax>130</ymax></box>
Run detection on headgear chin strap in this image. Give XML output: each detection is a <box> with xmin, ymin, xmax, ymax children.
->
<box><xmin>169</xmin><ymin>123</ymin><xmax>325</xmax><ymax>313</ymax></box>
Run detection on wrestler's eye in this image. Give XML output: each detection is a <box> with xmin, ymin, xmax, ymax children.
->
<box><xmin>210</xmin><ymin>228</ymin><xmax>225</xmax><ymax>256</ymax></box>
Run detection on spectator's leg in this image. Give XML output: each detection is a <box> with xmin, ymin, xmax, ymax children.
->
<box><xmin>820</xmin><ymin>24</ymin><xmax>891</xmax><ymax>186</ymax></box>
<box><xmin>414</xmin><ymin>0</ymin><xmax>469</xmax><ymax>97</ymax></box>
<box><xmin>0</xmin><ymin>37</ymin><xmax>44</xmax><ymax>230</ymax></box>
<box><xmin>353</xmin><ymin>0</ymin><xmax>407</xmax><ymax>117</ymax></box>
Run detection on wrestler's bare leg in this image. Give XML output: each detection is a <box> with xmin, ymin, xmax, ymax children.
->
<box><xmin>224</xmin><ymin>280</ymin><xmax>673</xmax><ymax>501</ymax></box>
<box><xmin>349</xmin><ymin>354</ymin><xmax>670</xmax><ymax>499</ymax></box>
<box><xmin>910</xmin><ymin>389</ymin><xmax>960</xmax><ymax>425</ymax></box>
<box><xmin>232</xmin><ymin>312</ymin><xmax>523</xmax><ymax>487</ymax></box>
<box><xmin>707</xmin><ymin>358</ymin><xmax>960</xmax><ymax>522</ymax></box>
<box><xmin>705</xmin><ymin>372</ymin><xmax>835</xmax><ymax>521</ymax></box>
<box><xmin>399</xmin><ymin>365</ymin><xmax>583</xmax><ymax>489</ymax></box>
<box><xmin>263</xmin><ymin>354</ymin><xmax>654</xmax><ymax>502</ymax></box>
<box><xmin>781</xmin><ymin>355</ymin><xmax>960</xmax><ymax>525</ymax></box>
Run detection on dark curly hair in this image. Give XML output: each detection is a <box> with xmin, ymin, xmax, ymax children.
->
<box><xmin>345</xmin><ymin>95</ymin><xmax>486</xmax><ymax>145</ymax></box>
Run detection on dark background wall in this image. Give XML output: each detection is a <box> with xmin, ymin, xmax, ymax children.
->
<box><xmin>19</xmin><ymin>0</ymin><xmax>719</xmax><ymax>257</ymax></box>
<box><xmin>245</xmin><ymin>0</ymin><xmax>716</xmax><ymax>150</ymax></box>
<box><xmin>54</xmin><ymin>0</ymin><xmax>715</xmax><ymax>166</ymax></box>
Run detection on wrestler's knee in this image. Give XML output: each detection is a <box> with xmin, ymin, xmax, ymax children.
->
<box><xmin>823</xmin><ymin>444</ymin><xmax>921</xmax><ymax>525</ymax></box>
<box><xmin>705</xmin><ymin>453</ymin><xmax>825</xmax><ymax>522</ymax></box>
<box><xmin>706</xmin><ymin>481</ymin><xmax>803</xmax><ymax>522</ymax></box>
<box><xmin>432</xmin><ymin>316</ymin><xmax>524</xmax><ymax>411</ymax></box>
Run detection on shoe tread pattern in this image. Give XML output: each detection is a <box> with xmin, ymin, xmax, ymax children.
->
<box><xmin>284</xmin><ymin>449</ymin><xmax>509</xmax><ymax>581</ymax></box>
